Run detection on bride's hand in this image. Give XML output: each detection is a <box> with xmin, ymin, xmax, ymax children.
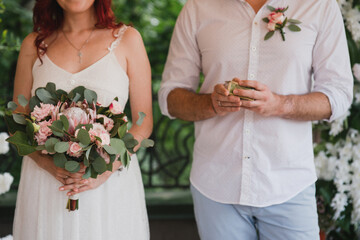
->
<box><xmin>29</xmin><ymin>151</ymin><xmax>86</xmax><ymax>184</ymax></box>
<box><xmin>60</xmin><ymin>161</ymin><xmax>122</xmax><ymax>196</ymax></box>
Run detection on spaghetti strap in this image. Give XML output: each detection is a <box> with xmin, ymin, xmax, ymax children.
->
<box><xmin>108</xmin><ymin>25</ymin><xmax>129</xmax><ymax>52</ymax></box>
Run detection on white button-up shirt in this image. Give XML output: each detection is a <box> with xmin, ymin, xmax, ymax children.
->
<box><xmin>159</xmin><ymin>0</ymin><xmax>353</xmax><ymax>207</ymax></box>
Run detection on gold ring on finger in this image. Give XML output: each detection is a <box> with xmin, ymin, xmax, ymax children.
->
<box><xmin>218</xmin><ymin>101</ymin><xmax>221</xmax><ymax>107</ymax></box>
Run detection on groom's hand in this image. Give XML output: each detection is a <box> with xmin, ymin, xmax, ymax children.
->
<box><xmin>211</xmin><ymin>84</ymin><xmax>241</xmax><ymax>116</ymax></box>
<box><xmin>232</xmin><ymin>79</ymin><xmax>281</xmax><ymax>117</ymax></box>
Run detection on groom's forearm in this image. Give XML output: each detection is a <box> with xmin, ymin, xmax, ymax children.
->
<box><xmin>167</xmin><ymin>88</ymin><xmax>216</xmax><ymax>122</ymax></box>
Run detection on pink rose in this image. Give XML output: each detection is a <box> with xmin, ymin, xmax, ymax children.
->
<box><xmin>96</xmin><ymin>148</ymin><xmax>110</xmax><ymax>164</ymax></box>
<box><xmin>109</xmin><ymin>100</ymin><xmax>123</xmax><ymax>115</ymax></box>
<box><xmin>268</xmin><ymin>12</ymin><xmax>285</xmax><ymax>24</ymax></box>
<box><xmin>31</xmin><ymin>103</ymin><xmax>54</xmax><ymax>122</ymax></box>
<box><xmin>89</xmin><ymin>123</ymin><xmax>111</xmax><ymax>147</ymax></box>
<box><xmin>96</xmin><ymin>114</ymin><xmax>114</xmax><ymax>131</ymax></box>
<box><xmin>34</xmin><ymin>120</ymin><xmax>53</xmax><ymax>145</ymax></box>
<box><xmin>67</xmin><ymin>142</ymin><xmax>82</xmax><ymax>158</ymax></box>
<box><xmin>267</xmin><ymin>21</ymin><xmax>276</xmax><ymax>31</ymax></box>
<box><xmin>62</xmin><ymin>107</ymin><xmax>90</xmax><ymax>134</ymax></box>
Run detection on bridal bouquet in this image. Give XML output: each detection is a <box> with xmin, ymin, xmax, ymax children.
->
<box><xmin>4</xmin><ymin>82</ymin><xmax>153</xmax><ymax>211</ymax></box>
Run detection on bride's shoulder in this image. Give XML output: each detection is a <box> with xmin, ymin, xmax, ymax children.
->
<box><xmin>21</xmin><ymin>32</ymin><xmax>38</xmax><ymax>54</ymax></box>
<box><xmin>120</xmin><ymin>26</ymin><xmax>145</xmax><ymax>49</ymax></box>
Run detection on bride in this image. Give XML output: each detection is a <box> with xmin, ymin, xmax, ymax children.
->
<box><xmin>12</xmin><ymin>0</ymin><xmax>152</xmax><ymax>239</ymax></box>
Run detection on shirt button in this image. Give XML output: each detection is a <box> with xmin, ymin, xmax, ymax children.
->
<box><xmin>245</xmin><ymin>129</ymin><xmax>250</xmax><ymax>134</ymax></box>
<box><xmin>251</xmin><ymin>46</ymin><xmax>257</xmax><ymax>51</ymax></box>
<box><xmin>249</xmin><ymin>74</ymin><xmax>255</xmax><ymax>79</ymax></box>
<box><xmin>70</xmin><ymin>79</ymin><xmax>76</xmax><ymax>85</ymax></box>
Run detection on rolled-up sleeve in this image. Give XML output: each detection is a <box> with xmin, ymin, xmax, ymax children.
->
<box><xmin>158</xmin><ymin>0</ymin><xmax>201</xmax><ymax>119</ymax></box>
<box><xmin>312</xmin><ymin>0</ymin><xmax>353</xmax><ymax>122</ymax></box>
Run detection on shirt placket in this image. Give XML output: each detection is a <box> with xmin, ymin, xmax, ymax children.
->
<box><xmin>239</xmin><ymin>8</ymin><xmax>262</xmax><ymax>205</ymax></box>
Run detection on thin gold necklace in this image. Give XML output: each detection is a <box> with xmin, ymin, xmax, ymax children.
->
<box><xmin>62</xmin><ymin>28</ymin><xmax>95</xmax><ymax>64</ymax></box>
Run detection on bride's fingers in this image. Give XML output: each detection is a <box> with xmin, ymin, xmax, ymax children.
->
<box><xmin>59</xmin><ymin>179</ymin><xmax>88</xmax><ymax>191</ymax></box>
<box><xmin>67</xmin><ymin>184</ymin><xmax>91</xmax><ymax>196</ymax></box>
<box><xmin>56</xmin><ymin>176</ymin><xmax>66</xmax><ymax>185</ymax></box>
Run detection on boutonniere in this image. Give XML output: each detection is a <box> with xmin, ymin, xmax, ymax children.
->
<box><xmin>262</xmin><ymin>5</ymin><xmax>301</xmax><ymax>41</ymax></box>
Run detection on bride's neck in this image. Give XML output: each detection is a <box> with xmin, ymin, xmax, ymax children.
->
<box><xmin>62</xmin><ymin>7</ymin><xmax>97</xmax><ymax>33</ymax></box>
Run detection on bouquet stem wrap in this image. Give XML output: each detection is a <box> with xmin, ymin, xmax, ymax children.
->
<box><xmin>66</xmin><ymin>194</ymin><xmax>79</xmax><ymax>211</ymax></box>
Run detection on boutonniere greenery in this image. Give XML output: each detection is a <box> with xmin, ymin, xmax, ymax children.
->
<box><xmin>263</xmin><ymin>5</ymin><xmax>301</xmax><ymax>41</ymax></box>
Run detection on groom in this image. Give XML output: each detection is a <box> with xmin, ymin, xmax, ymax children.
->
<box><xmin>159</xmin><ymin>0</ymin><xmax>353</xmax><ymax>239</ymax></box>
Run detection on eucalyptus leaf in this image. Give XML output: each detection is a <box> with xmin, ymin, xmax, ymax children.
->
<box><xmin>86</xmin><ymin>146</ymin><xmax>92</xmax><ymax>160</ymax></box>
<box><xmin>288</xmin><ymin>24</ymin><xmax>301</xmax><ymax>32</ymax></box>
<box><xmin>45</xmin><ymin>82</ymin><xmax>56</xmax><ymax>94</ymax></box>
<box><xmin>47</xmin><ymin>126</ymin><xmax>64</xmax><ymax>137</ymax></box>
<box><xmin>29</xmin><ymin>96</ymin><xmax>41</xmax><ymax>111</ymax></box>
<box><xmin>122</xmin><ymin>133</ymin><xmax>139</xmax><ymax>149</ymax></box>
<box><xmin>140</xmin><ymin>139</ymin><xmax>154</xmax><ymax>148</ymax></box>
<box><xmin>45</xmin><ymin>138</ymin><xmax>60</xmax><ymax>153</ymax></box>
<box><xmin>262</xmin><ymin>17</ymin><xmax>270</xmax><ymax>23</ymax></box>
<box><xmin>84</xmin><ymin>155</ymin><xmax>90</xmax><ymax>167</ymax></box>
<box><xmin>25</xmin><ymin>120</ymin><xmax>35</xmax><ymax>145</ymax></box>
<box><xmin>69</xmin><ymin>86</ymin><xmax>85</xmax><ymax>101</ymax></box>
<box><xmin>54</xmin><ymin>142</ymin><xmax>69</xmax><ymax>153</ymax></box>
<box><xmin>264</xmin><ymin>31</ymin><xmax>275</xmax><ymax>41</ymax></box>
<box><xmin>82</xmin><ymin>166</ymin><xmax>91</xmax><ymax>179</ymax></box>
<box><xmin>36</xmin><ymin>88</ymin><xmax>56</xmax><ymax>104</ymax></box>
<box><xmin>6</xmin><ymin>131</ymin><xmax>36</xmax><ymax>156</ymax></box>
<box><xmin>13</xmin><ymin>113</ymin><xmax>27</xmax><ymax>125</ymax></box>
<box><xmin>35</xmin><ymin>145</ymin><xmax>46</xmax><ymax>151</ymax></box>
<box><xmin>60</xmin><ymin>115</ymin><xmax>69</xmax><ymax>131</ymax></box>
<box><xmin>92</xmin><ymin>157</ymin><xmax>107</xmax><ymax>174</ymax></box>
<box><xmin>53</xmin><ymin>153</ymin><xmax>67</xmax><ymax>168</ymax></box>
<box><xmin>267</xmin><ymin>5</ymin><xmax>276</xmax><ymax>11</ymax></box>
<box><xmin>84</xmin><ymin>89</ymin><xmax>97</xmax><ymax>105</ymax></box>
<box><xmin>17</xmin><ymin>95</ymin><xmax>28</xmax><ymax>107</ymax></box>
<box><xmin>136</xmin><ymin>112</ymin><xmax>146</xmax><ymax>126</ymax></box>
<box><xmin>117</xmin><ymin>124</ymin><xmax>127</xmax><ymax>138</ymax></box>
<box><xmin>52</xmin><ymin>120</ymin><xmax>64</xmax><ymax>131</ymax></box>
<box><xmin>65</xmin><ymin>161</ymin><xmax>80</xmax><ymax>173</ymax></box>
<box><xmin>107</xmin><ymin>163</ymin><xmax>113</xmax><ymax>172</ymax></box>
<box><xmin>7</xmin><ymin>101</ymin><xmax>17</xmax><ymax>111</ymax></box>
<box><xmin>288</xmin><ymin>19</ymin><xmax>302</xmax><ymax>24</ymax></box>
<box><xmin>4</xmin><ymin>115</ymin><xmax>26</xmax><ymax>134</ymax></box>
<box><xmin>77</xmin><ymin>129</ymin><xmax>91</xmax><ymax>145</ymax></box>
<box><xmin>103</xmin><ymin>145</ymin><xmax>116</xmax><ymax>155</ymax></box>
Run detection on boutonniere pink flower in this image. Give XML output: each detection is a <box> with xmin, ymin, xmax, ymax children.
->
<box><xmin>263</xmin><ymin>5</ymin><xmax>301</xmax><ymax>41</ymax></box>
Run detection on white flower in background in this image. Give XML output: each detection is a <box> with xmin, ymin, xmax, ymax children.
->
<box><xmin>353</xmin><ymin>64</ymin><xmax>360</xmax><ymax>82</ymax></box>
<box><xmin>329</xmin><ymin>110</ymin><xmax>350</xmax><ymax>136</ymax></box>
<box><xmin>0</xmin><ymin>173</ymin><xmax>13</xmax><ymax>195</ymax></box>
<box><xmin>314</xmin><ymin>151</ymin><xmax>337</xmax><ymax>181</ymax></box>
<box><xmin>331</xmin><ymin>192</ymin><xmax>348</xmax><ymax>220</ymax></box>
<box><xmin>0</xmin><ymin>235</ymin><xmax>13</xmax><ymax>240</ymax></box>
<box><xmin>355</xmin><ymin>92</ymin><xmax>360</xmax><ymax>105</ymax></box>
<box><xmin>0</xmin><ymin>132</ymin><xmax>9</xmax><ymax>154</ymax></box>
<box><xmin>344</xmin><ymin>8</ymin><xmax>360</xmax><ymax>42</ymax></box>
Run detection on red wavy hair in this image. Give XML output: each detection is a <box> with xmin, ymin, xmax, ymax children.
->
<box><xmin>33</xmin><ymin>0</ymin><xmax>122</xmax><ymax>59</ymax></box>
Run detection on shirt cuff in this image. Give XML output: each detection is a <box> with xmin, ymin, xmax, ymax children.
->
<box><xmin>313</xmin><ymin>86</ymin><xmax>352</xmax><ymax>122</ymax></box>
<box><xmin>158</xmin><ymin>86</ymin><xmax>178</xmax><ymax>120</ymax></box>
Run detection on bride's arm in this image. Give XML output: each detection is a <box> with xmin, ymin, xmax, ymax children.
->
<box><xmin>63</xmin><ymin>27</ymin><xmax>153</xmax><ymax>196</ymax></box>
<box><xmin>124</xmin><ymin>27</ymin><xmax>153</xmax><ymax>148</ymax></box>
<box><xmin>13</xmin><ymin>33</ymin><xmax>84</xmax><ymax>185</ymax></box>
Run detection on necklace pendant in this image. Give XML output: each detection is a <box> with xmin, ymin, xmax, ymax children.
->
<box><xmin>78</xmin><ymin>51</ymin><xmax>82</xmax><ymax>64</ymax></box>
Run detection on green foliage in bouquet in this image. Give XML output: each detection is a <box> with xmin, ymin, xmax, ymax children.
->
<box><xmin>4</xmin><ymin>82</ymin><xmax>154</xmax><ymax>179</ymax></box>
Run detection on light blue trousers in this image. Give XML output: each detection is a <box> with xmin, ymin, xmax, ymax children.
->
<box><xmin>191</xmin><ymin>184</ymin><xmax>320</xmax><ymax>240</ymax></box>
